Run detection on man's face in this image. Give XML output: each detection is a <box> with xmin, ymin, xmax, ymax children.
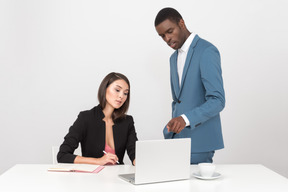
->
<box><xmin>155</xmin><ymin>19</ymin><xmax>187</xmax><ymax>50</ymax></box>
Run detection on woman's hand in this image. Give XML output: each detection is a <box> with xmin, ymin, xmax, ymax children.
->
<box><xmin>99</xmin><ymin>152</ymin><xmax>119</xmax><ymax>165</ymax></box>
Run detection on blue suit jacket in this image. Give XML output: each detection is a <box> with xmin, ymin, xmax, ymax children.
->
<box><xmin>163</xmin><ymin>35</ymin><xmax>225</xmax><ymax>153</ymax></box>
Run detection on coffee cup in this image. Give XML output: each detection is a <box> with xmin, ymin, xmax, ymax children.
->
<box><xmin>198</xmin><ymin>163</ymin><xmax>216</xmax><ymax>178</ymax></box>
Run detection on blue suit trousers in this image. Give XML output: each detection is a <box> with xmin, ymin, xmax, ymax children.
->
<box><xmin>191</xmin><ymin>151</ymin><xmax>215</xmax><ymax>164</ymax></box>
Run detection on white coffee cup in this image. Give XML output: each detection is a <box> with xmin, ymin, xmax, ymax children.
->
<box><xmin>198</xmin><ymin>163</ymin><xmax>216</xmax><ymax>178</ymax></box>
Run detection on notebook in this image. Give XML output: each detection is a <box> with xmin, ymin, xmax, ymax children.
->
<box><xmin>119</xmin><ymin>138</ymin><xmax>191</xmax><ymax>185</ymax></box>
<box><xmin>48</xmin><ymin>163</ymin><xmax>104</xmax><ymax>173</ymax></box>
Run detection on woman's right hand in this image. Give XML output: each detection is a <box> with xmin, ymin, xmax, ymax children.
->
<box><xmin>98</xmin><ymin>152</ymin><xmax>119</xmax><ymax>165</ymax></box>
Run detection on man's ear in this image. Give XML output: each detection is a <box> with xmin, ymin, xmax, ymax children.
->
<box><xmin>178</xmin><ymin>19</ymin><xmax>186</xmax><ymax>29</ymax></box>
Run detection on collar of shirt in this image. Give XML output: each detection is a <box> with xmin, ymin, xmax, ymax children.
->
<box><xmin>178</xmin><ymin>32</ymin><xmax>196</xmax><ymax>54</ymax></box>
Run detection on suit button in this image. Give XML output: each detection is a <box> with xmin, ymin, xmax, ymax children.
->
<box><xmin>178</xmin><ymin>100</ymin><xmax>181</xmax><ymax>103</ymax></box>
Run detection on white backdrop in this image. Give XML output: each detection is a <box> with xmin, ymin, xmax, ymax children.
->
<box><xmin>1</xmin><ymin>0</ymin><xmax>288</xmax><ymax>178</ymax></box>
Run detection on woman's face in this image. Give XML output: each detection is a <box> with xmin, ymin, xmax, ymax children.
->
<box><xmin>105</xmin><ymin>79</ymin><xmax>129</xmax><ymax>110</ymax></box>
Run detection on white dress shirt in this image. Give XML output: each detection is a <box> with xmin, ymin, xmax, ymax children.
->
<box><xmin>177</xmin><ymin>33</ymin><xmax>195</xmax><ymax>86</ymax></box>
<box><xmin>177</xmin><ymin>33</ymin><xmax>196</xmax><ymax>127</ymax></box>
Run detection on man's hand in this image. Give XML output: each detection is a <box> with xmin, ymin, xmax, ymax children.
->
<box><xmin>166</xmin><ymin>116</ymin><xmax>186</xmax><ymax>134</ymax></box>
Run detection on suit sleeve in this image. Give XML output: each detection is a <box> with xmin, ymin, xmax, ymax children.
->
<box><xmin>125</xmin><ymin>116</ymin><xmax>138</xmax><ymax>163</ymax></box>
<box><xmin>163</xmin><ymin>55</ymin><xmax>179</xmax><ymax>139</ymax></box>
<box><xmin>184</xmin><ymin>45</ymin><xmax>225</xmax><ymax>128</ymax></box>
<box><xmin>57</xmin><ymin>112</ymin><xmax>86</xmax><ymax>163</ymax></box>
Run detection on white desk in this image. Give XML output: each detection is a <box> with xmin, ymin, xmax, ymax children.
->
<box><xmin>0</xmin><ymin>164</ymin><xmax>288</xmax><ymax>192</ymax></box>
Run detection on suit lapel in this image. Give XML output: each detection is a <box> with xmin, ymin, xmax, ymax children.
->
<box><xmin>179</xmin><ymin>35</ymin><xmax>200</xmax><ymax>96</ymax></box>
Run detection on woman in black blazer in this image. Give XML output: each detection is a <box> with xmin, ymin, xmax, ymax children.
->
<box><xmin>57</xmin><ymin>72</ymin><xmax>138</xmax><ymax>165</ymax></box>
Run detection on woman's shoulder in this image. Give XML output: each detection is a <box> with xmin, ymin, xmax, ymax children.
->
<box><xmin>115</xmin><ymin>114</ymin><xmax>134</xmax><ymax>124</ymax></box>
<box><xmin>78</xmin><ymin>105</ymin><xmax>104</xmax><ymax>119</ymax></box>
<box><xmin>125</xmin><ymin>114</ymin><xmax>134</xmax><ymax>121</ymax></box>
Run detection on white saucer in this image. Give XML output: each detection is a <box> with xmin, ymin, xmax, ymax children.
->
<box><xmin>193</xmin><ymin>172</ymin><xmax>221</xmax><ymax>180</ymax></box>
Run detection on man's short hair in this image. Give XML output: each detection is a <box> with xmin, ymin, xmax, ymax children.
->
<box><xmin>154</xmin><ymin>7</ymin><xmax>183</xmax><ymax>27</ymax></box>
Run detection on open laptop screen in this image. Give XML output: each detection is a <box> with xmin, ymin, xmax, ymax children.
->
<box><xmin>119</xmin><ymin>138</ymin><xmax>191</xmax><ymax>185</ymax></box>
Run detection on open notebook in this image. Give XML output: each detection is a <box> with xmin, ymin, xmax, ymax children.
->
<box><xmin>48</xmin><ymin>163</ymin><xmax>104</xmax><ymax>173</ymax></box>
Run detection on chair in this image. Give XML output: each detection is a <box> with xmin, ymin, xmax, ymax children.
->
<box><xmin>52</xmin><ymin>146</ymin><xmax>82</xmax><ymax>164</ymax></box>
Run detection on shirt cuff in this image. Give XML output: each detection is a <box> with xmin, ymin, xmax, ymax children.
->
<box><xmin>181</xmin><ymin>114</ymin><xmax>190</xmax><ymax>127</ymax></box>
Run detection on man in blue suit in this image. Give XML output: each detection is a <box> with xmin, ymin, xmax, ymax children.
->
<box><xmin>155</xmin><ymin>7</ymin><xmax>225</xmax><ymax>164</ymax></box>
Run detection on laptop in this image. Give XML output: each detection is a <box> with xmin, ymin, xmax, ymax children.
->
<box><xmin>119</xmin><ymin>138</ymin><xmax>191</xmax><ymax>185</ymax></box>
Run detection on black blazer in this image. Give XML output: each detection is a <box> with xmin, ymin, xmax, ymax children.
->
<box><xmin>57</xmin><ymin>105</ymin><xmax>138</xmax><ymax>164</ymax></box>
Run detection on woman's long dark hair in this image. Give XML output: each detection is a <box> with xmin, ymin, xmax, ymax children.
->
<box><xmin>98</xmin><ymin>72</ymin><xmax>130</xmax><ymax>121</ymax></box>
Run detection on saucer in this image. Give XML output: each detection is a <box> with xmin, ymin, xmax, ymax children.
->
<box><xmin>193</xmin><ymin>172</ymin><xmax>221</xmax><ymax>180</ymax></box>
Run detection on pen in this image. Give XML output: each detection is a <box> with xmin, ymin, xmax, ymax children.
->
<box><xmin>103</xmin><ymin>150</ymin><xmax>120</xmax><ymax>164</ymax></box>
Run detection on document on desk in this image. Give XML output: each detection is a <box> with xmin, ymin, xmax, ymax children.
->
<box><xmin>48</xmin><ymin>163</ymin><xmax>104</xmax><ymax>173</ymax></box>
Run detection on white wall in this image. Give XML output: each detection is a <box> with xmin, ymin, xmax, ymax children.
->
<box><xmin>1</xmin><ymin>0</ymin><xmax>287</xmax><ymax>178</ymax></box>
